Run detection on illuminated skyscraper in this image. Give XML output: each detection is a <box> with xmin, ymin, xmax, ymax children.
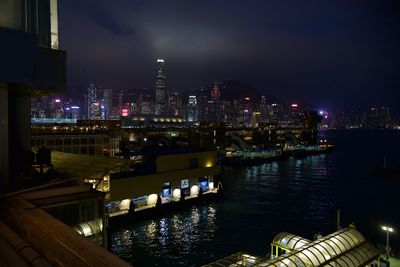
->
<box><xmin>196</xmin><ymin>88</ymin><xmax>208</xmax><ymax>122</ymax></box>
<box><xmin>187</xmin><ymin>96</ymin><xmax>198</xmax><ymax>122</ymax></box>
<box><xmin>102</xmin><ymin>88</ymin><xmax>112</xmax><ymax>119</ymax></box>
<box><xmin>167</xmin><ymin>92</ymin><xmax>182</xmax><ymax>116</ymax></box>
<box><xmin>92</xmin><ymin>100</ymin><xmax>101</xmax><ymax>119</ymax></box>
<box><xmin>87</xmin><ymin>83</ymin><xmax>97</xmax><ymax>119</ymax></box>
<box><xmin>155</xmin><ymin>59</ymin><xmax>166</xmax><ymax>115</ymax></box>
<box><xmin>260</xmin><ymin>96</ymin><xmax>267</xmax><ymax>122</ymax></box>
<box><xmin>211</xmin><ymin>83</ymin><xmax>220</xmax><ymax>102</ymax></box>
<box><xmin>138</xmin><ymin>89</ymin><xmax>153</xmax><ymax>114</ymax></box>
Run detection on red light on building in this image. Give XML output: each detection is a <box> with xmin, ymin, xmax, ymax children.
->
<box><xmin>245</xmin><ymin>97</ymin><xmax>250</xmax><ymax>101</ymax></box>
<box><xmin>121</xmin><ymin>108</ymin><xmax>129</xmax><ymax>117</ymax></box>
<box><xmin>211</xmin><ymin>85</ymin><xmax>220</xmax><ymax>100</ymax></box>
<box><xmin>291</xmin><ymin>103</ymin><xmax>298</xmax><ymax>108</ymax></box>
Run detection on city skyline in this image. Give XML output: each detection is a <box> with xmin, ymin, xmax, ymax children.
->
<box><xmin>1</xmin><ymin>1</ymin><xmax>399</xmax><ymax>266</ymax></box>
<box><xmin>59</xmin><ymin>0</ymin><xmax>400</xmax><ymax>112</ymax></box>
<box><xmin>31</xmin><ymin>80</ymin><xmax>398</xmax><ymax>130</ymax></box>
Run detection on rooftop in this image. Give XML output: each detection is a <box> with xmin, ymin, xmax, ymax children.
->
<box><xmin>51</xmin><ymin>151</ymin><xmax>132</xmax><ymax>179</ymax></box>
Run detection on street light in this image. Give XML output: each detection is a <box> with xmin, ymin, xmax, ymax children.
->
<box><xmin>381</xmin><ymin>225</ymin><xmax>394</xmax><ymax>259</ymax></box>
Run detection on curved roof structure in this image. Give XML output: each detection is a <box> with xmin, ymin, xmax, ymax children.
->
<box><xmin>260</xmin><ymin>227</ymin><xmax>378</xmax><ymax>267</ymax></box>
<box><xmin>324</xmin><ymin>242</ymin><xmax>378</xmax><ymax>267</ymax></box>
<box><xmin>272</xmin><ymin>232</ymin><xmax>311</xmax><ymax>251</ymax></box>
<box><xmin>203</xmin><ymin>228</ymin><xmax>379</xmax><ymax>267</ymax></box>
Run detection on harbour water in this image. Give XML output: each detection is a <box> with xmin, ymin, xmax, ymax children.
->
<box><xmin>110</xmin><ymin>129</ymin><xmax>400</xmax><ymax>266</ymax></box>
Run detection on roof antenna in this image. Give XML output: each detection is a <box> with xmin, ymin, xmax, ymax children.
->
<box><xmin>336</xmin><ymin>208</ymin><xmax>341</xmax><ymax>230</ymax></box>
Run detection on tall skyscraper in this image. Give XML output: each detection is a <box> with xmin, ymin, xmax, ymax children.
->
<box><xmin>155</xmin><ymin>59</ymin><xmax>166</xmax><ymax>115</ymax></box>
<box><xmin>209</xmin><ymin>83</ymin><xmax>223</xmax><ymax>122</ymax></box>
<box><xmin>138</xmin><ymin>89</ymin><xmax>153</xmax><ymax>114</ymax></box>
<box><xmin>87</xmin><ymin>83</ymin><xmax>97</xmax><ymax>119</ymax></box>
<box><xmin>187</xmin><ymin>95</ymin><xmax>198</xmax><ymax>122</ymax></box>
<box><xmin>260</xmin><ymin>96</ymin><xmax>267</xmax><ymax>122</ymax></box>
<box><xmin>197</xmin><ymin>88</ymin><xmax>209</xmax><ymax>122</ymax></box>
<box><xmin>102</xmin><ymin>88</ymin><xmax>112</xmax><ymax>119</ymax></box>
<box><xmin>211</xmin><ymin>83</ymin><xmax>221</xmax><ymax>102</ymax></box>
<box><xmin>92</xmin><ymin>100</ymin><xmax>101</xmax><ymax>119</ymax></box>
<box><xmin>167</xmin><ymin>92</ymin><xmax>182</xmax><ymax>116</ymax></box>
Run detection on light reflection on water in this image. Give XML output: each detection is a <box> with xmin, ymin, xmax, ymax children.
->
<box><xmin>110</xmin><ymin>130</ymin><xmax>400</xmax><ymax>266</ymax></box>
<box><xmin>110</xmin><ymin>154</ymin><xmax>335</xmax><ymax>266</ymax></box>
<box><xmin>111</xmin><ymin>205</ymin><xmax>219</xmax><ymax>266</ymax></box>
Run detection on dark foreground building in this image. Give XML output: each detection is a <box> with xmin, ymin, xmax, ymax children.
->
<box><xmin>0</xmin><ymin>0</ymin><xmax>65</xmax><ymax>185</ymax></box>
<box><xmin>0</xmin><ymin>1</ymin><xmax>132</xmax><ymax>266</ymax></box>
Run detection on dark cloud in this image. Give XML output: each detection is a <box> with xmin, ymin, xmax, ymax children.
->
<box><xmin>59</xmin><ymin>0</ymin><xmax>400</xmax><ymax>112</ymax></box>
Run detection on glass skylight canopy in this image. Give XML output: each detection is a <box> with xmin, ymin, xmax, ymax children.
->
<box><xmin>203</xmin><ymin>228</ymin><xmax>379</xmax><ymax>267</ymax></box>
<box><xmin>272</xmin><ymin>232</ymin><xmax>311</xmax><ymax>251</ymax></box>
<box><xmin>260</xmin><ymin>227</ymin><xmax>378</xmax><ymax>267</ymax></box>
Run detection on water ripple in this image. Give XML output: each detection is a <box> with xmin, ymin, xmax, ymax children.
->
<box><xmin>110</xmin><ymin>130</ymin><xmax>400</xmax><ymax>266</ymax></box>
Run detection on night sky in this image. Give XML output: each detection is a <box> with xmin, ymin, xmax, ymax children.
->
<box><xmin>59</xmin><ymin>0</ymin><xmax>400</xmax><ymax>112</ymax></box>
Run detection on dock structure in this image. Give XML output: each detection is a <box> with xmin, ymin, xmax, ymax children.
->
<box><xmin>43</xmin><ymin>150</ymin><xmax>222</xmax><ymax>220</ymax></box>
